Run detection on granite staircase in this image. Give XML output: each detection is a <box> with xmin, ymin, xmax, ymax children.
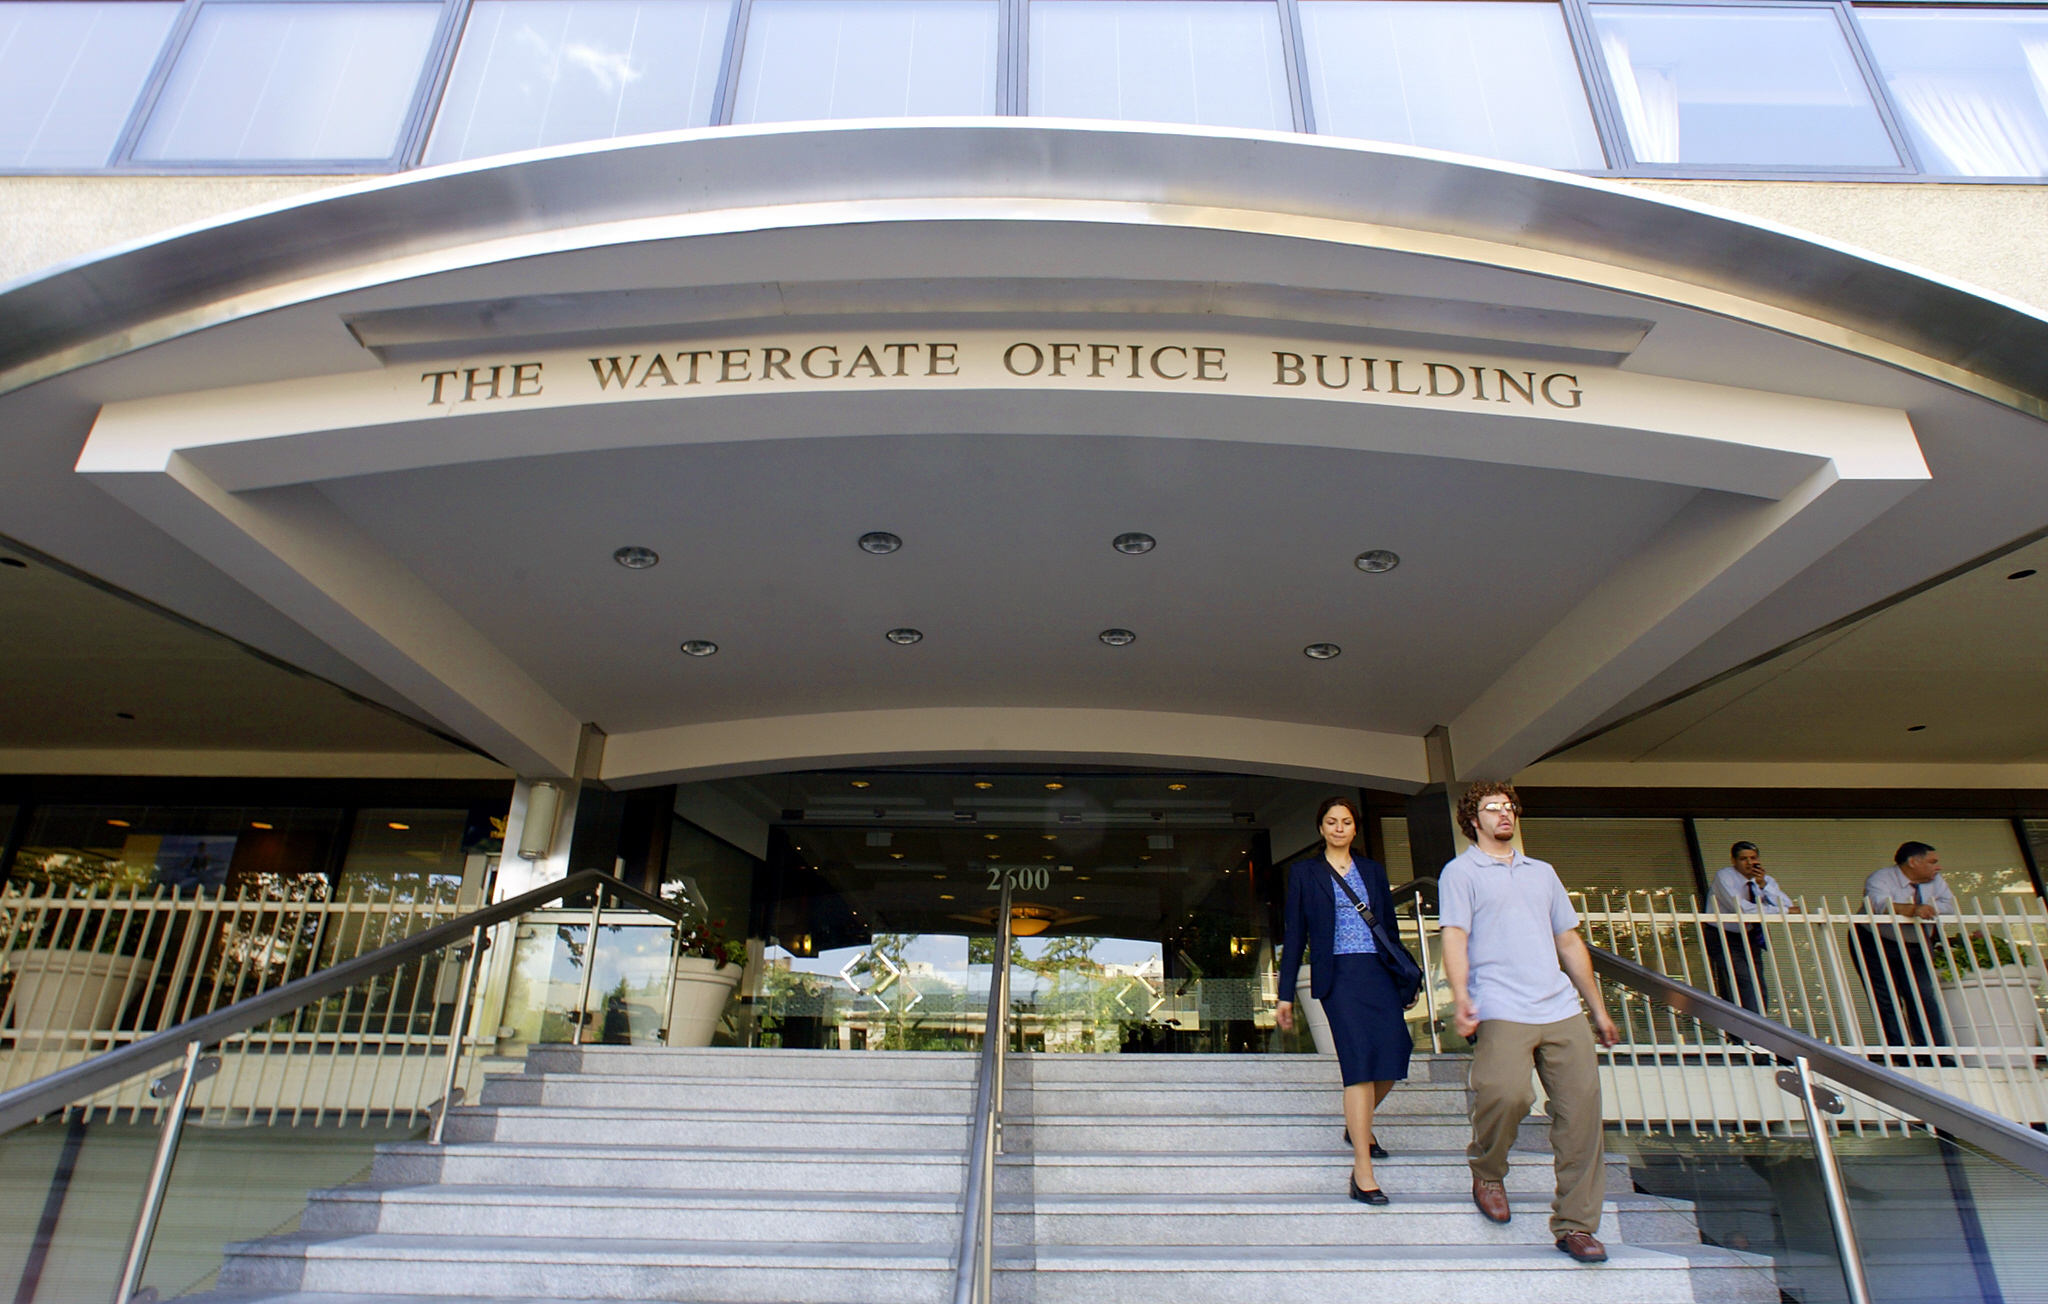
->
<box><xmin>197</xmin><ymin>1046</ymin><xmax>1776</xmax><ymax>1304</ymax></box>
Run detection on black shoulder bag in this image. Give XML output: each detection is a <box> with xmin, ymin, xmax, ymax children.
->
<box><xmin>1330</xmin><ymin>868</ymin><xmax>1425</xmax><ymax>1009</ymax></box>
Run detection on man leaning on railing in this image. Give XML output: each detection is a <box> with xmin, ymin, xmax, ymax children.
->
<box><xmin>1854</xmin><ymin>841</ymin><xmax>1957</xmax><ymax>1063</ymax></box>
<box><xmin>1704</xmin><ymin>840</ymin><xmax>1798</xmax><ymax>1030</ymax></box>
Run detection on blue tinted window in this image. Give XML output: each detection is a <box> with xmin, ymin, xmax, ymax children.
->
<box><xmin>732</xmin><ymin>0</ymin><xmax>998</xmax><ymax>123</ymax></box>
<box><xmin>1300</xmin><ymin>1</ymin><xmax>1603</xmax><ymax>169</ymax></box>
<box><xmin>135</xmin><ymin>1</ymin><xmax>443</xmax><ymax>162</ymax></box>
<box><xmin>1030</xmin><ymin>0</ymin><xmax>1293</xmax><ymax>131</ymax></box>
<box><xmin>1591</xmin><ymin>3</ymin><xmax>1898</xmax><ymax>167</ymax></box>
<box><xmin>1857</xmin><ymin>6</ymin><xmax>2048</xmax><ymax>177</ymax></box>
<box><xmin>0</xmin><ymin>2</ymin><xmax>180</xmax><ymax>167</ymax></box>
<box><xmin>426</xmin><ymin>0</ymin><xmax>732</xmax><ymax>165</ymax></box>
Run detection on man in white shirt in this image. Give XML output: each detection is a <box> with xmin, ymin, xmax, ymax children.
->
<box><xmin>1853</xmin><ymin>841</ymin><xmax>1958</xmax><ymax>1057</ymax></box>
<box><xmin>1703</xmin><ymin>841</ymin><xmax>1797</xmax><ymax>1019</ymax></box>
<box><xmin>1440</xmin><ymin>782</ymin><xmax>1620</xmax><ymax>1264</ymax></box>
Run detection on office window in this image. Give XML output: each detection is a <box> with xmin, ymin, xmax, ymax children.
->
<box><xmin>133</xmin><ymin>0</ymin><xmax>443</xmax><ymax>163</ymax></box>
<box><xmin>335</xmin><ymin>808</ymin><xmax>473</xmax><ymax>900</ymax></box>
<box><xmin>1856</xmin><ymin>6</ymin><xmax>2048</xmax><ymax>178</ymax></box>
<box><xmin>1520</xmin><ymin>818</ymin><xmax>1696</xmax><ymax>901</ymax></box>
<box><xmin>731</xmin><ymin>0</ymin><xmax>997</xmax><ymax>123</ymax></box>
<box><xmin>0</xmin><ymin>2</ymin><xmax>180</xmax><ymax>167</ymax></box>
<box><xmin>1690</xmin><ymin>818</ymin><xmax>2034</xmax><ymax>907</ymax></box>
<box><xmin>425</xmin><ymin>0</ymin><xmax>731</xmax><ymax>165</ymax></box>
<box><xmin>1299</xmin><ymin>1</ymin><xmax>1602</xmax><ymax>169</ymax></box>
<box><xmin>1029</xmin><ymin>0</ymin><xmax>1293</xmax><ymax>131</ymax></box>
<box><xmin>1590</xmin><ymin>3</ymin><xmax>1897</xmax><ymax>168</ymax></box>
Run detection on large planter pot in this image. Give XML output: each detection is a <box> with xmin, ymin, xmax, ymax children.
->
<box><xmin>1939</xmin><ymin>965</ymin><xmax>2044</xmax><ymax>1067</ymax></box>
<box><xmin>4</xmin><ymin>949</ymin><xmax>142</xmax><ymax>1041</ymax></box>
<box><xmin>666</xmin><ymin>956</ymin><xmax>742</xmax><ymax>1047</ymax></box>
<box><xmin>1295</xmin><ymin>969</ymin><xmax>1336</xmax><ymax>1056</ymax></box>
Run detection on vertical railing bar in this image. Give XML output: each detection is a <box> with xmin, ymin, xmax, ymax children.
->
<box><xmin>1617</xmin><ymin>895</ymin><xmax>1663</xmax><ymax>1137</ymax></box>
<box><xmin>282</xmin><ymin>891</ymin><xmax>326</xmax><ymax>1128</ymax></box>
<box><xmin>0</xmin><ymin>885</ymin><xmax>36</xmax><ymax>1091</ymax></box>
<box><xmin>576</xmin><ymin>892</ymin><xmax>605</xmax><ymax>1047</ymax></box>
<box><xmin>1921</xmin><ymin>908</ymin><xmax>1961</xmax><ymax>1103</ymax></box>
<box><xmin>310</xmin><ymin>886</ymin><xmax>362</xmax><ymax>1130</ymax></box>
<box><xmin>1796</xmin><ymin>1056</ymin><xmax>1875</xmax><ymax>1304</ymax></box>
<box><xmin>430</xmin><ymin>924</ymin><xmax>489</xmax><ymax>1145</ymax></box>
<box><xmin>1639</xmin><ymin>894</ymin><xmax>1696</xmax><ymax>1135</ymax></box>
<box><xmin>112</xmin><ymin>1039</ymin><xmax>205</xmax><ymax>1304</ymax></box>
<box><xmin>367</xmin><ymin>894</ymin><xmax>421</xmax><ymax>1128</ymax></box>
<box><xmin>1995</xmin><ymin>895</ymin><xmax>2048</xmax><ymax>1122</ymax></box>
<box><xmin>125</xmin><ymin>889</ymin><xmax>175</xmax><ymax>1058</ymax></box>
<box><xmin>43</xmin><ymin>884</ymin><xmax>90</xmax><ymax>1076</ymax></box>
<box><xmin>1410</xmin><ymin>893</ymin><xmax>1440</xmax><ymax>1055</ymax></box>
<box><xmin>398</xmin><ymin>894</ymin><xmax>440</xmax><ymax>1126</ymax></box>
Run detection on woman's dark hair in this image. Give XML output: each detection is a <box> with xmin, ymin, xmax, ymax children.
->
<box><xmin>1316</xmin><ymin>795</ymin><xmax>1365</xmax><ymax>846</ymax></box>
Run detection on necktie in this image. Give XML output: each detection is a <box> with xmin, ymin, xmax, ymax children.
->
<box><xmin>1913</xmin><ymin>883</ymin><xmax>1934</xmax><ymax>944</ymax></box>
<box><xmin>1746</xmin><ymin>881</ymin><xmax>1767</xmax><ymax>953</ymax></box>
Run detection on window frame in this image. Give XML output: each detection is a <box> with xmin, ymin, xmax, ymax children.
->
<box><xmin>3</xmin><ymin>0</ymin><xmax>2048</xmax><ymax>180</ymax></box>
<box><xmin>1018</xmin><ymin>0</ymin><xmax>1310</xmax><ymax>132</ymax></box>
<box><xmin>715</xmin><ymin>0</ymin><xmax>1013</xmax><ymax>125</ymax></box>
<box><xmin>108</xmin><ymin>0</ymin><xmax>470</xmax><ymax>174</ymax></box>
<box><xmin>1572</xmin><ymin>0</ymin><xmax>1921</xmax><ymax>177</ymax></box>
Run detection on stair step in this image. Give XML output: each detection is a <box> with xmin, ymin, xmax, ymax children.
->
<box><xmin>375</xmin><ymin>1141</ymin><xmax>966</xmax><ymax>1193</ymax></box>
<box><xmin>442</xmin><ymin>1106</ymin><xmax>969</xmax><ymax>1148</ymax></box>
<box><xmin>303</xmin><ymin>1185</ymin><xmax>964</xmax><ymax>1241</ymax></box>
<box><xmin>1011</xmin><ymin>1149</ymin><xmax>1633</xmax><ymax>1196</ymax></box>
<box><xmin>217</xmin><ymin>1233</ymin><xmax>963</xmax><ymax>1303</ymax></box>
<box><xmin>1026</xmin><ymin>1192</ymin><xmax>1698</xmax><ymax>1245</ymax></box>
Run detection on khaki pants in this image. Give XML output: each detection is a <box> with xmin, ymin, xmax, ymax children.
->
<box><xmin>1467</xmin><ymin>1014</ymin><xmax>1604</xmax><ymax>1237</ymax></box>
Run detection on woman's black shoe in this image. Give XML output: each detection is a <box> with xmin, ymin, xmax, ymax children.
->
<box><xmin>1370</xmin><ymin>1138</ymin><xmax>1389</xmax><ymax>1160</ymax></box>
<box><xmin>1349</xmin><ymin>1175</ymin><xmax>1391</xmax><ymax>1205</ymax></box>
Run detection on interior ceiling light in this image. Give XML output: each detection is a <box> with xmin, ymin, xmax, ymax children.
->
<box><xmin>1045</xmin><ymin>782</ymin><xmax>1065</xmax><ymax>790</ymax></box>
<box><xmin>891</xmin><ymin>853</ymin><xmax>905</xmax><ymax>860</ymax></box>
<box><xmin>940</xmin><ymin>894</ymin><xmax>955</xmax><ymax>900</ymax></box>
<box><xmin>680</xmin><ymin>640</ymin><xmax>719</xmax><ymax>657</ymax></box>
<box><xmin>1099</xmin><ymin>629</ymin><xmax>1136</xmax><ymax>647</ymax></box>
<box><xmin>612</xmin><ymin>546</ymin><xmax>659</xmax><ymax>569</ymax></box>
<box><xmin>1355</xmin><ymin>550</ymin><xmax>1400</xmax><ymax>573</ymax></box>
<box><xmin>850</xmin><ymin>780</ymin><xmax>870</xmax><ymax>788</ymax></box>
<box><xmin>1168</xmin><ymin>783</ymin><xmax>1188</xmax><ymax>791</ymax></box>
<box><xmin>984</xmin><ymin>833</ymin><xmax>1000</xmax><ymax>840</ymax></box>
<box><xmin>974</xmin><ymin>781</ymin><xmax>994</xmax><ymax>789</ymax></box>
<box><xmin>2011</xmin><ymin>569</ymin><xmax>2038</xmax><ymax>580</ymax></box>
<box><xmin>1304</xmin><ymin>643</ymin><xmax>1342</xmax><ymax>660</ymax></box>
<box><xmin>859</xmin><ymin>532</ymin><xmax>902</xmax><ymax>554</ymax></box>
<box><xmin>885</xmin><ymin>628</ymin><xmax>923</xmax><ymax>645</ymax></box>
<box><xmin>388</xmin><ymin>822</ymin><xmax>410</xmax><ymax>830</ymax></box>
<box><xmin>1042</xmin><ymin>834</ymin><xmax>1057</xmax><ymax>841</ymax></box>
<box><xmin>107</xmin><ymin>819</ymin><xmax>131</xmax><ymax>828</ymax></box>
<box><xmin>250</xmin><ymin>821</ymin><xmax>273</xmax><ymax>830</ymax></box>
<box><xmin>1113</xmin><ymin>532</ymin><xmax>1156</xmax><ymax>555</ymax></box>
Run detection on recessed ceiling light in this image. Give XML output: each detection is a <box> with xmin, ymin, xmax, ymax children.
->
<box><xmin>885</xmin><ymin>628</ymin><xmax>923</xmax><ymax>645</ymax></box>
<box><xmin>250</xmin><ymin>821</ymin><xmax>273</xmax><ymax>830</ymax></box>
<box><xmin>388</xmin><ymin>822</ymin><xmax>410</xmax><ymax>830</ymax></box>
<box><xmin>1355</xmin><ymin>550</ymin><xmax>1400</xmax><ymax>573</ymax></box>
<box><xmin>892</xmin><ymin>853</ymin><xmax>906</xmax><ymax>860</ymax></box>
<box><xmin>612</xmin><ymin>546</ymin><xmax>658</xmax><ymax>569</ymax></box>
<box><xmin>859</xmin><ymin>532</ymin><xmax>902</xmax><ymax>555</ymax></box>
<box><xmin>1167</xmin><ymin>783</ymin><xmax>1187</xmax><ymax>791</ymax></box>
<box><xmin>115</xmin><ymin>711</ymin><xmax>135</xmax><ymax>720</ymax></box>
<box><xmin>1073</xmin><ymin>895</ymin><xmax>1086</xmax><ymax>901</ymax></box>
<box><xmin>1099</xmin><ymin>629</ymin><xmax>1136</xmax><ymax>646</ymax></box>
<box><xmin>1907</xmin><ymin>724</ymin><xmax>1927</xmax><ymax>732</ymax></box>
<box><xmin>974</xmin><ymin>781</ymin><xmax>994</xmax><ymax>790</ymax></box>
<box><xmin>1043</xmin><ymin>855</ymin><xmax>1055</xmax><ymax>861</ymax></box>
<box><xmin>2010</xmin><ymin>569</ymin><xmax>2038</xmax><ymax>580</ymax></box>
<box><xmin>851</xmin><ymin>780</ymin><xmax>871</xmax><ymax>788</ymax></box>
<box><xmin>1042</xmin><ymin>834</ymin><xmax>1057</xmax><ymax>841</ymax></box>
<box><xmin>1113</xmin><ymin>532</ymin><xmax>1156</xmax><ymax>555</ymax></box>
<box><xmin>1304</xmin><ymin>643</ymin><xmax>1342</xmax><ymax>660</ymax></box>
<box><xmin>0</xmin><ymin>557</ymin><xmax>25</xmax><ymax>569</ymax></box>
<box><xmin>1045</xmin><ymin>782</ymin><xmax>1064</xmax><ymax>790</ymax></box>
<box><xmin>934</xmin><ymin>874</ymin><xmax>947</xmax><ymax>879</ymax></box>
<box><xmin>680</xmin><ymin>639</ymin><xmax>719</xmax><ymax>657</ymax></box>
<box><xmin>940</xmin><ymin>894</ymin><xmax>955</xmax><ymax>900</ymax></box>
<box><xmin>106</xmin><ymin>819</ymin><xmax>131</xmax><ymax>828</ymax></box>
<box><xmin>988</xmin><ymin>853</ymin><xmax>1001</xmax><ymax>860</ymax></box>
<box><xmin>984</xmin><ymin>833</ymin><xmax>1000</xmax><ymax>840</ymax></box>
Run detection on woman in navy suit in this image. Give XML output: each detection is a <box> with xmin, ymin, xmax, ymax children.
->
<box><xmin>1277</xmin><ymin>795</ymin><xmax>1411</xmax><ymax>1204</ymax></box>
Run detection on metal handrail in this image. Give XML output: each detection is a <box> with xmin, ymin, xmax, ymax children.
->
<box><xmin>953</xmin><ymin>878</ymin><xmax>1013</xmax><ymax>1304</ymax></box>
<box><xmin>1587</xmin><ymin>944</ymin><xmax>2048</xmax><ymax>1180</ymax></box>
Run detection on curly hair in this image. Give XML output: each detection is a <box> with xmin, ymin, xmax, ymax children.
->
<box><xmin>1455</xmin><ymin>781</ymin><xmax>1521</xmax><ymax>842</ymax></box>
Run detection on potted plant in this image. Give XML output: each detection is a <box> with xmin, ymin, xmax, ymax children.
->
<box><xmin>1933</xmin><ymin>933</ymin><xmax>2042</xmax><ymax>1066</ymax></box>
<box><xmin>665</xmin><ymin>918</ymin><xmax>745</xmax><ymax>1048</ymax></box>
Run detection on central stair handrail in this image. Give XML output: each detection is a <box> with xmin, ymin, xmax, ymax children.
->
<box><xmin>953</xmin><ymin>876</ymin><xmax>1013</xmax><ymax>1304</ymax></box>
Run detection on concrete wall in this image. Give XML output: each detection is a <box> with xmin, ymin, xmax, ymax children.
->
<box><xmin>4</xmin><ymin>174</ymin><xmax>2048</xmax><ymax>312</ymax></box>
<box><xmin>0</xmin><ymin>176</ymin><xmax>368</xmax><ymax>285</ymax></box>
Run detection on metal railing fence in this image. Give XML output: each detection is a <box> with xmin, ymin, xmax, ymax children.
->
<box><xmin>0</xmin><ymin>880</ymin><xmax>479</xmax><ymax>1117</ymax></box>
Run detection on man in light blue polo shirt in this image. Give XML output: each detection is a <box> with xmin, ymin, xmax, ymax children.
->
<box><xmin>1440</xmin><ymin>781</ymin><xmax>1619</xmax><ymax>1264</ymax></box>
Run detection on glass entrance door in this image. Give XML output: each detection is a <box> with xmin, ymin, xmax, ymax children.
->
<box><xmin>748</xmin><ymin>770</ymin><xmax>1294</xmax><ymax>1053</ymax></box>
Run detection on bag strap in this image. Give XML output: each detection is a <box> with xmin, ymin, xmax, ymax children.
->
<box><xmin>1328</xmin><ymin>864</ymin><xmax>1376</xmax><ymax>925</ymax></box>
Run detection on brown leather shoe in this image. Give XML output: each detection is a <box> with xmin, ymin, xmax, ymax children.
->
<box><xmin>1556</xmin><ymin>1231</ymin><xmax>1608</xmax><ymax>1263</ymax></box>
<box><xmin>1471</xmin><ymin>1177</ymin><xmax>1511</xmax><ymax>1224</ymax></box>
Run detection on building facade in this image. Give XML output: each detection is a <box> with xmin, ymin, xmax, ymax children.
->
<box><xmin>6</xmin><ymin>0</ymin><xmax>2048</xmax><ymax>1057</ymax></box>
